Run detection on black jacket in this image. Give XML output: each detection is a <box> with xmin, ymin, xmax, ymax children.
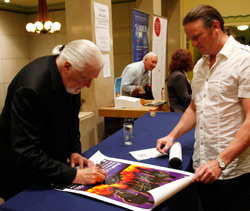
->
<box><xmin>0</xmin><ymin>56</ymin><xmax>81</xmax><ymax>200</ymax></box>
<box><xmin>167</xmin><ymin>70</ymin><xmax>192</xmax><ymax>112</ymax></box>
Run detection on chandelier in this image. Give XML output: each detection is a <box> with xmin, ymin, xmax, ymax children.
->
<box><xmin>26</xmin><ymin>0</ymin><xmax>61</xmax><ymax>34</ymax></box>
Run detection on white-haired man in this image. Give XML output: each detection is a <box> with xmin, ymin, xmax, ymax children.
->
<box><xmin>121</xmin><ymin>52</ymin><xmax>158</xmax><ymax>99</ymax></box>
<box><xmin>0</xmin><ymin>39</ymin><xmax>107</xmax><ymax>201</ymax></box>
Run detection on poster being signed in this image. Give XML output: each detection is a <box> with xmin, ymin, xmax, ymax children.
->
<box><xmin>59</xmin><ymin>151</ymin><xmax>193</xmax><ymax>211</ymax></box>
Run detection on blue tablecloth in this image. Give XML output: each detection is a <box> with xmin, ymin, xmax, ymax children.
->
<box><xmin>0</xmin><ymin>112</ymin><xmax>199</xmax><ymax>211</ymax></box>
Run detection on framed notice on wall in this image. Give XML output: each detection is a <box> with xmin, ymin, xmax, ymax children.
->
<box><xmin>94</xmin><ymin>2</ymin><xmax>110</xmax><ymax>52</ymax></box>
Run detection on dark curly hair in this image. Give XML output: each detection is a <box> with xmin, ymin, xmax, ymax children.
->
<box><xmin>169</xmin><ymin>49</ymin><xmax>194</xmax><ymax>73</ymax></box>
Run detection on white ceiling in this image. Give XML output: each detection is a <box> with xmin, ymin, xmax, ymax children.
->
<box><xmin>0</xmin><ymin>0</ymin><xmax>132</xmax><ymax>7</ymax></box>
<box><xmin>0</xmin><ymin>0</ymin><xmax>65</xmax><ymax>14</ymax></box>
<box><xmin>0</xmin><ymin>0</ymin><xmax>133</xmax><ymax>13</ymax></box>
<box><xmin>0</xmin><ymin>0</ymin><xmax>64</xmax><ymax>7</ymax></box>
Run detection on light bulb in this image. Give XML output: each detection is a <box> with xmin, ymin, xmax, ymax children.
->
<box><xmin>34</xmin><ymin>21</ymin><xmax>43</xmax><ymax>31</ymax></box>
<box><xmin>26</xmin><ymin>23</ymin><xmax>36</xmax><ymax>33</ymax></box>
<box><xmin>237</xmin><ymin>25</ymin><xmax>249</xmax><ymax>31</ymax></box>
<box><xmin>49</xmin><ymin>28</ymin><xmax>54</xmax><ymax>33</ymax></box>
<box><xmin>44</xmin><ymin>21</ymin><xmax>52</xmax><ymax>30</ymax></box>
<box><xmin>52</xmin><ymin>22</ymin><xmax>61</xmax><ymax>32</ymax></box>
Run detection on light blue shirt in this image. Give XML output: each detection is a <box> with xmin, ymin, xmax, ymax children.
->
<box><xmin>121</xmin><ymin>61</ymin><xmax>150</xmax><ymax>96</ymax></box>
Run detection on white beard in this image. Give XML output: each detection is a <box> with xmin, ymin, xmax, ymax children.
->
<box><xmin>66</xmin><ymin>87</ymin><xmax>81</xmax><ymax>94</ymax></box>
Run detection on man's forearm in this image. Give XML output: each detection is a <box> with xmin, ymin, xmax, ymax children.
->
<box><xmin>218</xmin><ymin>117</ymin><xmax>250</xmax><ymax>168</ymax></box>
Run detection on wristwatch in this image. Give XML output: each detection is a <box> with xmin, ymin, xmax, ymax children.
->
<box><xmin>216</xmin><ymin>156</ymin><xmax>226</xmax><ymax>170</ymax></box>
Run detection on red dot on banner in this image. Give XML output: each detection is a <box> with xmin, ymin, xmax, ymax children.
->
<box><xmin>154</xmin><ymin>17</ymin><xmax>161</xmax><ymax>37</ymax></box>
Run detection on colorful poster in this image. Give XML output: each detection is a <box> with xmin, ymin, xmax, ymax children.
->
<box><xmin>114</xmin><ymin>77</ymin><xmax>122</xmax><ymax>98</ymax></box>
<box><xmin>60</xmin><ymin>151</ymin><xmax>193</xmax><ymax>211</ymax></box>
<box><xmin>152</xmin><ymin>16</ymin><xmax>167</xmax><ymax>100</ymax></box>
<box><xmin>133</xmin><ymin>9</ymin><xmax>149</xmax><ymax>62</ymax></box>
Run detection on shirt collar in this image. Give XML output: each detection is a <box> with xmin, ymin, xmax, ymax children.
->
<box><xmin>217</xmin><ymin>35</ymin><xmax>236</xmax><ymax>59</ymax></box>
<box><xmin>201</xmin><ymin>35</ymin><xmax>236</xmax><ymax>62</ymax></box>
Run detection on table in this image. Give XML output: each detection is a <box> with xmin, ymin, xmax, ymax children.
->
<box><xmin>0</xmin><ymin>112</ymin><xmax>200</xmax><ymax>211</ymax></box>
<box><xmin>99</xmin><ymin>100</ymin><xmax>169</xmax><ymax>137</ymax></box>
<box><xmin>98</xmin><ymin>100</ymin><xmax>168</xmax><ymax>118</ymax></box>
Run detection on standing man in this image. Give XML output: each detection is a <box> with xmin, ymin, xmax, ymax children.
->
<box><xmin>0</xmin><ymin>39</ymin><xmax>106</xmax><ymax>201</ymax></box>
<box><xmin>156</xmin><ymin>5</ymin><xmax>250</xmax><ymax>211</ymax></box>
<box><xmin>121</xmin><ymin>52</ymin><xmax>158</xmax><ymax>99</ymax></box>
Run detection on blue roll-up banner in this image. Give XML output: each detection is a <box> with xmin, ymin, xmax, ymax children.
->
<box><xmin>133</xmin><ymin>9</ymin><xmax>149</xmax><ymax>62</ymax></box>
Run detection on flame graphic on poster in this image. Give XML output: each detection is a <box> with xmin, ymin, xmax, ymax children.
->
<box><xmin>66</xmin><ymin>159</ymin><xmax>189</xmax><ymax>210</ymax></box>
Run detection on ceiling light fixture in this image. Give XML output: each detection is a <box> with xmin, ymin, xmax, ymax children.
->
<box><xmin>237</xmin><ymin>25</ymin><xmax>249</xmax><ymax>31</ymax></box>
<box><xmin>26</xmin><ymin>0</ymin><xmax>61</xmax><ymax>34</ymax></box>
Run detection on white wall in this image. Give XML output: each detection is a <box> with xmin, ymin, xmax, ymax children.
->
<box><xmin>0</xmin><ymin>11</ymin><xmax>29</xmax><ymax>111</ymax></box>
<box><xmin>0</xmin><ymin>10</ymin><xmax>67</xmax><ymax>112</ymax></box>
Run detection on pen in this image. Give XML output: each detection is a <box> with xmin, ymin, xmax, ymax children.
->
<box><xmin>96</xmin><ymin>163</ymin><xmax>102</xmax><ymax>169</ymax></box>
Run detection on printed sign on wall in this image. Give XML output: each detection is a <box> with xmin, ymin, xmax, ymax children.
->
<box><xmin>133</xmin><ymin>9</ymin><xmax>149</xmax><ymax>62</ymax></box>
<box><xmin>152</xmin><ymin>16</ymin><xmax>168</xmax><ymax>100</ymax></box>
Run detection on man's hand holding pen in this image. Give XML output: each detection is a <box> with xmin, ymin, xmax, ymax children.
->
<box><xmin>70</xmin><ymin>153</ymin><xmax>107</xmax><ymax>185</ymax></box>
